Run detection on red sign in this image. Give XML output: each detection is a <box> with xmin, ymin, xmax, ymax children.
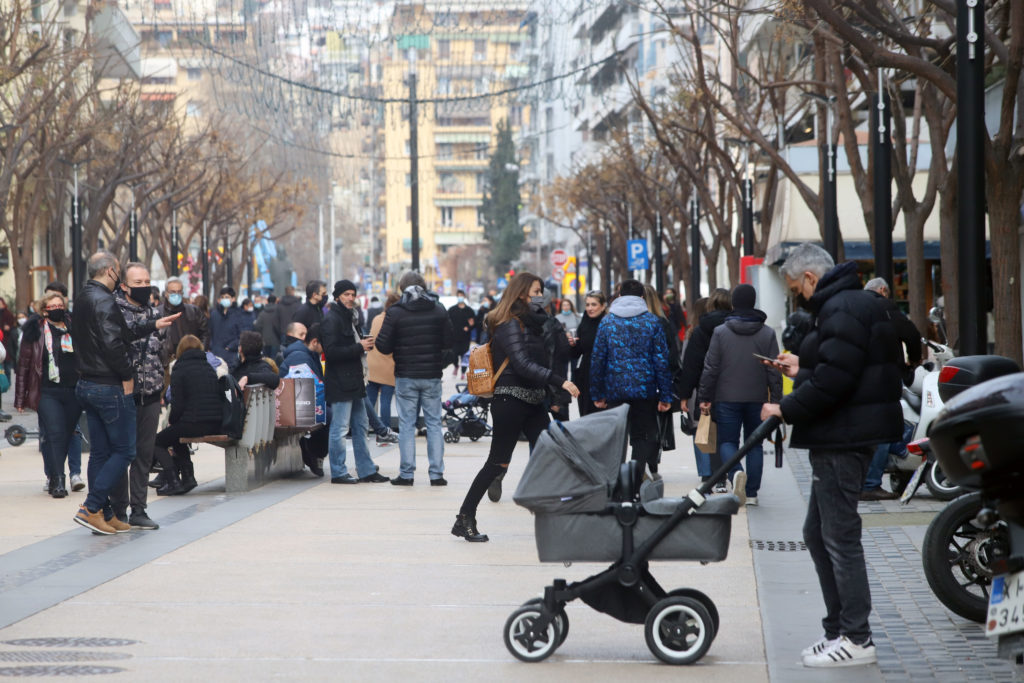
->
<box><xmin>550</xmin><ymin>249</ymin><xmax>568</xmax><ymax>268</ymax></box>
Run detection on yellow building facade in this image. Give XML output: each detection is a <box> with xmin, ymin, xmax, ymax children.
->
<box><xmin>381</xmin><ymin>3</ymin><xmax>529</xmax><ymax>287</ymax></box>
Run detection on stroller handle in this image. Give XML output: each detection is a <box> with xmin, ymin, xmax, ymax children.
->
<box><xmin>699</xmin><ymin>415</ymin><xmax>782</xmax><ymax>498</ymax></box>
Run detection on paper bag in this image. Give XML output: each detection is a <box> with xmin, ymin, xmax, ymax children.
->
<box><xmin>694</xmin><ymin>411</ymin><xmax>717</xmax><ymax>452</ymax></box>
<box><xmin>286</xmin><ymin>364</ymin><xmax>327</xmax><ymax>425</ymax></box>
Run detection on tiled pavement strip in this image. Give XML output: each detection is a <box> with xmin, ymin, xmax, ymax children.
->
<box><xmin>754</xmin><ymin>446</ymin><xmax>1022</xmax><ymax>681</ymax></box>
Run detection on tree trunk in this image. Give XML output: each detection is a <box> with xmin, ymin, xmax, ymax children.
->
<box><xmin>903</xmin><ymin>208</ymin><xmax>929</xmax><ymax>333</ymax></box>
<box><xmin>988</xmin><ymin>177</ymin><xmax>1024</xmax><ymax>365</ymax></box>
<box><xmin>938</xmin><ymin>170</ymin><xmax>960</xmax><ymax>347</ymax></box>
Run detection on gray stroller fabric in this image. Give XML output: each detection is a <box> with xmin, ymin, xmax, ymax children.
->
<box><xmin>513</xmin><ymin>405</ymin><xmax>629</xmax><ymax>514</ymax></box>
<box><xmin>534</xmin><ymin>496</ymin><xmax>739</xmax><ymax>563</ymax></box>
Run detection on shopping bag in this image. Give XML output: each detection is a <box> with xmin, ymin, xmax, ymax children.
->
<box><xmin>694</xmin><ymin>410</ymin><xmax>717</xmax><ymax>452</ymax></box>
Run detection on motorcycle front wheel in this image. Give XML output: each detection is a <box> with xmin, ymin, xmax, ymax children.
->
<box><xmin>922</xmin><ymin>492</ymin><xmax>1005</xmax><ymax>623</ymax></box>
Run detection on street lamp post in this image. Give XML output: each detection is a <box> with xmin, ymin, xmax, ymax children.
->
<box><xmin>170</xmin><ymin>208</ymin><xmax>179</xmax><ymax>276</ymax></box>
<box><xmin>690</xmin><ymin>196</ymin><xmax>701</xmax><ymax>303</ymax></box>
<box><xmin>71</xmin><ymin>164</ymin><xmax>83</xmax><ymax>296</ymax></box>
<box><xmin>201</xmin><ymin>221</ymin><xmax>210</xmax><ymax>298</ymax></box>
<box><xmin>129</xmin><ymin>190</ymin><xmax>138</xmax><ymax>263</ymax></box>
<box><xmin>724</xmin><ymin>138</ymin><xmax>755</xmax><ymax>256</ymax></box>
<box><xmin>872</xmin><ymin>70</ymin><xmax>894</xmax><ymax>295</ymax></box>
<box><xmin>329</xmin><ymin>183</ymin><xmax>337</xmax><ymax>284</ymax></box>
<box><xmin>409</xmin><ymin>49</ymin><xmax>420</xmax><ymax>272</ymax></box>
<box><xmin>803</xmin><ymin>92</ymin><xmax>839</xmax><ymax>260</ymax></box>
<box><xmin>957</xmin><ymin>0</ymin><xmax>987</xmax><ymax>354</ymax></box>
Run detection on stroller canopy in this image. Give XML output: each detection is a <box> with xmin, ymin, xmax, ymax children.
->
<box><xmin>513</xmin><ymin>405</ymin><xmax>629</xmax><ymax>514</ymax></box>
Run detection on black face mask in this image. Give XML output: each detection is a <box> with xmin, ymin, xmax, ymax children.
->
<box><xmin>128</xmin><ymin>286</ymin><xmax>151</xmax><ymax>306</ymax></box>
<box><xmin>795</xmin><ymin>294</ymin><xmax>811</xmax><ymax>310</ymax></box>
<box><xmin>46</xmin><ymin>309</ymin><xmax>65</xmax><ymax>323</ymax></box>
<box><xmin>109</xmin><ymin>268</ymin><xmax>122</xmax><ymax>291</ymax></box>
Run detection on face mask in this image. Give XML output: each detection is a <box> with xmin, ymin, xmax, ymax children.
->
<box><xmin>795</xmin><ymin>294</ymin><xmax>811</xmax><ymax>311</ymax></box>
<box><xmin>46</xmin><ymin>309</ymin><xmax>65</xmax><ymax>323</ymax></box>
<box><xmin>254</xmin><ymin>303</ymin><xmax>263</xmax><ymax>310</ymax></box>
<box><xmin>167</xmin><ymin>293</ymin><xmax>183</xmax><ymax>307</ymax></box>
<box><xmin>665</xmin><ymin>293</ymin><xmax>675</xmax><ymax>302</ymax></box>
<box><xmin>129</xmin><ymin>286</ymin><xmax>151</xmax><ymax>306</ymax></box>
<box><xmin>457</xmin><ymin>297</ymin><xmax>465</xmax><ymax>304</ymax></box>
<box><xmin>530</xmin><ymin>295</ymin><xmax>545</xmax><ymax>311</ymax></box>
<box><xmin>109</xmin><ymin>268</ymin><xmax>122</xmax><ymax>290</ymax></box>
<box><xmin>17</xmin><ymin>317</ymin><xmax>26</xmax><ymax>327</ymax></box>
<box><xmin>220</xmin><ymin>297</ymin><xmax>232</xmax><ymax>309</ymax></box>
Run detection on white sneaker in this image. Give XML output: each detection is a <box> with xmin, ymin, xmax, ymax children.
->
<box><xmin>731</xmin><ymin>471</ymin><xmax>747</xmax><ymax>505</ymax></box>
<box><xmin>800</xmin><ymin>636</ymin><xmax>839</xmax><ymax>658</ymax></box>
<box><xmin>70</xmin><ymin>474</ymin><xmax>85</xmax><ymax>492</ymax></box>
<box><xmin>803</xmin><ymin>636</ymin><xmax>876</xmax><ymax>668</ymax></box>
<box><xmin>745</xmin><ymin>496</ymin><xmax>758</xmax><ymax>506</ymax></box>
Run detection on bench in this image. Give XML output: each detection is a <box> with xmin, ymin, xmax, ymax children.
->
<box><xmin>180</xmin><ymin>385</ymin><xmax>323</xmax><ymax>493</ymax></box>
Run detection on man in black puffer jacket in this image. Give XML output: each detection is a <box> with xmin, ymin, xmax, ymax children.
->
<box><xmin>375</xmin><ymin>271</ymin><xmax>455</xmax><ymax>486</ymax></box>
<box><xmin>761</xmin><ymin>243</ymin><xmax>903</xmax><ymax>669</ymax></box>
<box><xmin>321</xmin><ymin>280</ymin><xmax>391</xmax><ymax>485</ymax></box>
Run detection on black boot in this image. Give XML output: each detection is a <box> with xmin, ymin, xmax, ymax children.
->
<box><xmin>177</xmin><ymin>454</ymin><xmax>197</xmax><ymax>493</ymax></box>
<box><xmin>148</xmin><ymin>472</ymin><xmax>166</xmax><ymax>489</ymax></box>
<box><xmin>451</xmin><ymin>513</ymin><xmax>489</xmax><ymax>542</ymax></box>
<box><xmin>156</xmin><ymin>468</ymin><xmax>185</xmax><ymax>496</ymax></box>
<box><xmin>50</xmin><ymin>476</ymin><xmax>68</xmax><ymax>498</ymax></box>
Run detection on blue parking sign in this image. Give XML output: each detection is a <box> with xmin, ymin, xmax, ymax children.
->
<box><xmin>627</xmin><ymin>240</ymin><xmax>649</xmax><ymax>270</ymax></box>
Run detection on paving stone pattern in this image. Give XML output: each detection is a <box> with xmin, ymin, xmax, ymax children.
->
<box><xmin>786</xmin><ymin>448</ymin><xmax>1021</xmax><ymax>681</ymax></box>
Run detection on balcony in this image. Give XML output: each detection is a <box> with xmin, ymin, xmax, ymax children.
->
<box><xmin>90</xmin><ymin>3</ymin><xmax>142</xmax><ymax>79</ymax></box>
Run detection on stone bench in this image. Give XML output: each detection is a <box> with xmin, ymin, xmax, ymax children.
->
<box><xmin>180</xmin><ymin>385</ymin><xmax>322</xmax><ymax>493</ymax></box>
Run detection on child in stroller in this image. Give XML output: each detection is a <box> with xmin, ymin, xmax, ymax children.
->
<box><xmin>442</xmin><ymin>385</ymin><xmax>492</xmax><ymax>443</ymax></box>
<box><xmin>505</xmin><ymin>404</ymin><xmax>780</xmax><ymax>665</ymax></box>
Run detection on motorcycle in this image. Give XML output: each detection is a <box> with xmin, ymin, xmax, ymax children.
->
<box><xmin>920</xmin><ymin>359</ymin><xmax>1024</xmax><ymax>669</ymax></box>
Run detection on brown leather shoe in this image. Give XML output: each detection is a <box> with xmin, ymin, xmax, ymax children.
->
<box><xmin>106</xmin><ymin>517</ymin><xmax>132</xmax><ymax>533</ymax></box>
<box><xmin>73</xmin><ymin>506</ymin><xmax>116</xmax><ymax>535</ymax></box>
<box><xmin>859</xmin><ymin>487</ymin><xmax>897</xmax><ymax>501</ymax></box>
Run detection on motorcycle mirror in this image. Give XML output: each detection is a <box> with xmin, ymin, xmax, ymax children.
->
<box><xmin>928</xmin><ymin>306</ymin><xmax>943</xmax><ymax>324</ymax></box>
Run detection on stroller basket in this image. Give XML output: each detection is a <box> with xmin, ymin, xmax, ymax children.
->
<box><xmin>534</xmin><ymin>495</ymin><xmax>738</xmax><ymax>563</ymax></box>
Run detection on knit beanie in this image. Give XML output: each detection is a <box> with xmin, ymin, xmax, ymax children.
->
<box><xmin>332</xmin><ymin>279</ymin><xmax>357</xmax><ymax>298</ymax></box>
<box><xmin>732</xmin><ymin>284</ymin><xmax>756</xmax><ymax>310</ymax></box>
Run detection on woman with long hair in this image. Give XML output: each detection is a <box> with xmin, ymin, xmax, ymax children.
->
<box><xmin>568</xmin><ymin>290</ymin><xmax>607</xmax><ymax>417</ymax></box>
<box><xmin>452</xmin><ymin>273</ymin><xmax>579</xmax><ymax>542</ymax></box>
<box><xmin>642</xmin><ymin>284</ymin><xmax>683</xmax><ymax>475</ymax></box>
<box><xmin>15</xmin><ymin>292</ymin><xmax>82</xmax><ymax>497</ymax></box>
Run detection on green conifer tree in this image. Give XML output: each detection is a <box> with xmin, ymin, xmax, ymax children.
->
<box><xmin>480</xmin><ymin>119</ymin><xmax>523</xmax><ymax>272</ymax></box>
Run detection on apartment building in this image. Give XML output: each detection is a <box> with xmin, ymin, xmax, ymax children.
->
<box><xmin>380</xmin><ymin>1</ymin><xmax>531</xmax><ymax>286</ymax></box>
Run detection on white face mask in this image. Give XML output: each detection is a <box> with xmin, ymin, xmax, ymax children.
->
<box><xmin>220</xmin><ymin>297</ymin><xmax>232</xmax><ymax>308</ymax></box>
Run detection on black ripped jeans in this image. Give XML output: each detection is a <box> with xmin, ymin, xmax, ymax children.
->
<box><xmin>459</xmin><ymin>394</ymin><xmax>549</xmax><ymax>517</ymax></box>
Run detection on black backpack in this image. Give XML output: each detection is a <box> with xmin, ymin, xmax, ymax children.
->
<box><xmin>219</xmin><ymin>374</ymin><xmax>245</xmax><ymax>440</ymax></box>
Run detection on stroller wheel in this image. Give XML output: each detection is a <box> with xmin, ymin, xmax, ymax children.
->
<box><xmin>666</xmin><ymin>589</ymin><xmax>719</xmax><ymax>642</ymax></box>
<box><xmin>522</xmin><ymin>599</ymin><xmax>569</xmax><ymax>645</ymax></box>
<box><xmin>470</xmin><ymin>435</ymin><xmax>481</xmax><ymax>442</ymax></box>
<box><xmin>5</xmin><ymin>425</ymin><xmax>26</xmax><ymax>447</ymax></box>
<box><xmin>644</xmin><ymin>596</ymin><xmax>713</xmax><ymax>665</ymax></box>
<box><xmin>504</xmin><ymin>605</ymin><xmax>562</xmax><ymax>662</ymax></box>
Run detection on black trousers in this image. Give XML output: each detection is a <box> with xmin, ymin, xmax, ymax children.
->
<box><xmin>459</xmin><ymin>394</ymin><xmax>549</xmax><ymax>516</ymax></box>
<box><xmin>155</xmin><ymin>420</ymin><xmax>222</xmax><ymax>458</ymax></box>
<box><xmin>608</xmin><ymin>398</ymin><xmax>661</xmax><ymax>475</ymax></box>
<box><xmin>111</xmin><ymin>399</ymin><xmax>160</xmax><ymax>517</ymax></box>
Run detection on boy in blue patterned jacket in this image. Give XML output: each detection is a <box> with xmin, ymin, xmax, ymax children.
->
<box><xmin>590</xmin><ymin>279</ymin><xmax>673</xmax><ymax>476</ymax></box>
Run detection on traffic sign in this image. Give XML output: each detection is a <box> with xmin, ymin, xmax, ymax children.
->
<box><xmin>552</xmin><ymin>267</ymin><xmax>565</xmax><ymax>280</ymax></box>
<box><xmin>550</xmin><ymin>249</ymin><xmax>568</xmax><ymax>268</ymax></box>
<box><xmin>496</xmin><ymin>277</ymin><xmax>508</xmax><ymax>289</ymax></box>
<box><xmin>627</xmin><ymin>240</ymin><xmax>649</xmax><ymax>270</ymax></box>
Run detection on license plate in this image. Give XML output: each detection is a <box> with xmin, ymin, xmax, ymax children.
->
<box><xmin>898</xmin><ymin>464</ymin><xmax>927</xmax><ymax>505</ymax></box>
<box><xmin>987</xmin><ymin>571</ymin><xmax>1024</xmax><ymax>637</ymax></box>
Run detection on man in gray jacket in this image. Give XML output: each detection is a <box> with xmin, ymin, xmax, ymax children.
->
<box><xmin>698</xmin><ymin>284</ymin><xmax>782</xmax><ymax>505</ymax></box>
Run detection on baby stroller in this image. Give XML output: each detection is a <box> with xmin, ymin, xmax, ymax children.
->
<box><xmin>507</xmin><ymin>405</ymin><xmax>780</xmax><ymax>665</ymax></box>
<box><xmin>442</xmin><ymin>387</ymin><xmax>492</xmax><ymax>443</ymax></box>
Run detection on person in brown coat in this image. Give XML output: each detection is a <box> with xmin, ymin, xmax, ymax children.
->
<box><xmin>366</xmin><ymin>292</ymin><xmax>399</xmax><ymax>445</ymax></box>
<box><xmin>15</xmin><ymin>292</ymin><xmax>82</xmax><ymax>498</ymax></box>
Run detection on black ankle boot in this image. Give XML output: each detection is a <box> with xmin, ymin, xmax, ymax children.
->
<box><xmin>156</xmin><ymin>469</ymin><xmax>185</xmax><ymax>496</ymax></box>
<box><xmin>176</xmin><ymin>454</ymin><xmax>197</xmax><ymax>493</ymax></box>
<box><xmin>50</xmin><ymin>476</ymin><xmax>68</xmax><ymax>498</ymax></box>
<box><xmin>148</xmin><ymin>472</ymin><xmax>166</xmax><ymax>489</ymax></box>
<box><xmin>451</xmin><ymin>513</ymin><xmax>489</xmax><ymax>542</ymax></box>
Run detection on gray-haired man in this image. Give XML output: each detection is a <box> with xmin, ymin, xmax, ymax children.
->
<box><xmin>761</xmin><ymin>243</ymin><xmax>903</xmax><ymax>668</ymax></box>
<box><xmin>161</xmin><ymin>276</ymin><xmax>208</xmax><ymax>356</ymax></box>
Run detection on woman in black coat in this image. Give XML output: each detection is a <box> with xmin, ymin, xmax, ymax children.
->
<box><xmin>452</xmin><ymin>273</ymin><xmax>579</xmax><ymax>543</ymax></box>
<box><xmin>153</xmin><ymin>335</ymin><xmax>224</xmax><ymax>495</ymax></box>
<box><xmin>568</xmin><ymin>290</ymin><xmax>607</xmax><ymax>417</ymax></box>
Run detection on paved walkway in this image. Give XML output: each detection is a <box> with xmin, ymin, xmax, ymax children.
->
<box><xmin>0</xmin><ymin>398</ymin><xmax>1021</xmax><ymax>680</ymax></box>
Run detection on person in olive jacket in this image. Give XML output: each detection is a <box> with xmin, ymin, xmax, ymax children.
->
<box><xmin>761</xmin><ymin>243</ymin><xmax>902</xmax><ymax>668</ymax></box>
<box><xmin>452</xmin><ymin>273</ymin><xmax>579</xmax><ymax>543</ymax></box>
<box><xmin>320</xmin><ymin>280</ymin><xmax>391</xmax><ymax>485</ymax></box>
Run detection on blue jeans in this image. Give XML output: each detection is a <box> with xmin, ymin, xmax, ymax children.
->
<box><xmin>68</xmin><ymin>428</ymin><xmax>82</xmax><ymax>476</ymax></box>
<box><xmin>864</xmin><ymin>443</ymin><xmax>889</xmax><ymax>491</ymax></box>
<box><xmin>713</xmin><ymin>401</ymin><xmax>764</xmax><ymax>497</ymax></box>
<box><xmin>366</xmin><ymin>381</ymin><xmax>394</xmax><ymax>428</ymax></box>
<box><xmin>38</xmin><ymin>386</ymin><xmax>82</xmax><ymax>480</ymax></box>
<box><xmin>694</xmin><ymin>443</ymin><xmax>711</xmax><ymax>478</ymax></box>
<box><xmin>395</xmin><ymin>377</ymin><xmax>444</xmax><ymax>480</ymax></box>
<box><xmin>328</xmin><ymin>399</ymin><xmax>375</xmax><ymax>479</ymax></box>
<box><xmin>75</xmin><ymin>380</ymin><xmax>137</xmax><ymax>515</ymax></box>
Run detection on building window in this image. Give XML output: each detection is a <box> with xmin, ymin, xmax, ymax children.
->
<box><xmin>475</xmin><ymin>145</ymin><xmax>488</xmax><ymax>160</ymax></box>
<box><xmin>186</xmin><ymin>101</ymin><xmax>201</xmax><ymax>117</ymax></box>
<box><xmin>187</xmin><ymin>68</ymin><xmax>201</xmax><ymax>81</ymax></box>
<box><xmin>437</xmin><ymin>77</ymin><xmax>451</xmax><ymax>95</ymax></box>
<box><xmin>477</xmin><ymin>207</ymin><xmax>486</xmax><ymax>227</ymax></box>
<box><xmin>440</xmin><ymin>207</ymin><xmax>454</xmax><ymax>227</ymax></box>
<box><xmin>473</xmin><ymin>39</ymin><xmax>487</xmax><ymax>60</ymax></box>
<box><xmin>406</xmin><ymin>206</ymin><xmax>411</xmax><ymax>222</ymax></box>
<box><xmin>476</xmin><ymin>173</ymin><xmax>487</xmax><ymax>193</ymax></box>
<box><xmin>405</xmin><ymin>173</ymin><xmax>411</xmax><ymax>187</ymax></box>
<box><xmin>438</xmin><ymin>40</ymin><xmax>450</xmax><ymax>59</ymax></box>
<box><xmin>436</xmin><ymin>143</ymin><xmax>453</xmax><ymax>159</ymax></box>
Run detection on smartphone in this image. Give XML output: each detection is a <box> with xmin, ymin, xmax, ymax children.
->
<box><xmin>753</xmin><ymin>352</ymin><xmax>783</xmax><ymax>366</ymax></box>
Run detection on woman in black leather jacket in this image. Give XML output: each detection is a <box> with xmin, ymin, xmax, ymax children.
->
<box><xmin>452</xmin><ymin>273</ymin><xmax>579</xmax><ymax>543</ymax></box>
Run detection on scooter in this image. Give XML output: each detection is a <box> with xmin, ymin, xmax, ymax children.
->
<box><xmin>891</xmin><ymin>335</ymin><xmax>960</xmax><ymax>499</ymax></box>
<box><xmin>918</xmin><ymin>357</ymin><xmax>1022</xmax><ymax>641</ymax></box>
